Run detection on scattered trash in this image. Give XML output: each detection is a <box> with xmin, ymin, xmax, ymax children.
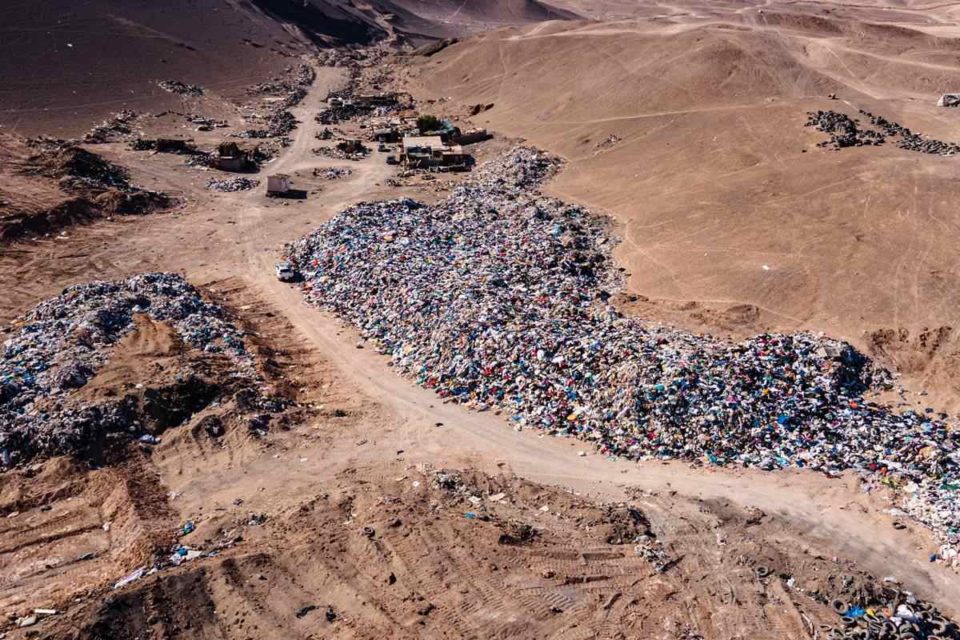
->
<box><xmin>295</xmin><ymin>604</ymin><xmax>317</xmax><ymax>619</ymax></box>
<box><xmin>313</xmin><ymin>166</ymin><xmax>353</xmax><ymax>180</ymax></box>
<box><xmin>158</xmin><ymin>80</ymin><xmax>204</xmax><ymax>97</ymax></box>
<box><xmin>113</xmin><ymin>567</ymin><xmax>146</xmax><ymax>590</ymax></box>
<box><xmin>207</xmin><ymin>177</ymin><xmax>259</xmax><ymax>192</ymax></box>
<box><xmin>823</xmin><ymin>589</ymin><xmax>959</xmax><ymax>639</ymax></box>
<box><xmin>17</xmin><ymin>616</ymin><xmax>37</xmax><ymax>628</ymax></box>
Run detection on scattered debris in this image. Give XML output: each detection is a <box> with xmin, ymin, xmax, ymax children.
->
<box><xmin>207</xmin><ymin>177</ymin><xmax>259</xmax><ymax>192</ymax></box>
<box><xmin>158</xmin><ymin>80</ymin><xmax>204</xmax><ymax>97</ymax></box>
<box><xmin>807</xmin><ymin>108</ymin><xmax>960</xmax><ymax>155</ymax></box>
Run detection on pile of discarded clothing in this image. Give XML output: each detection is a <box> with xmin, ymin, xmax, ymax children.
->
<box><xmin>286</xmin><ymin>147</ymin><xmax>960</xmax><ymax>563</ymax></box>
<box><xmin>1</xmin><ymin>274</ymin><xmax>262</xmax><ymax>465</ymax></box>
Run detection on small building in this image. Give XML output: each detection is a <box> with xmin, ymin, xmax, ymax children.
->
<box><xmin>938</xmin><ymin>93</ymin><xmax>960</xmax><ymax>107</ymax></box>
<box><xmin>355</xmin><ymin>93</ymin><xmax>399</xmax><ymax>108</ymax></box>
<box><xmin>440</xmin><ymin>145</ymin><xmax>470</xmax><ymax>171</ymax></box>
<box><xmin>215</xmin><ymin>142</ymin><xmax>250</xmax><ymax>172</ymax></box>
<box><xmin>452</xmin><ymin>128</ymin><xmax>491</xmax><ymax>145</ymax></box>
<box><xmin>266</xmin><ymin>174</ymin><xmax>291</xmax><ymax>196</ymax></box>
<box><xmin>400</xmin><ymin>136</ymin><xmax>471</xmax><ymax>170</ymax></box>
<box><xmin>401</xmin><ymin>136</ymin><xmax>445</xmax><ymax>168</ymax></box>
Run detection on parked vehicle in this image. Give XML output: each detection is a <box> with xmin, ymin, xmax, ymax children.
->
<box><xmin>276</xmin><ymin>261</ymin><xmax>298</xmax><ymax>282</ymax></box>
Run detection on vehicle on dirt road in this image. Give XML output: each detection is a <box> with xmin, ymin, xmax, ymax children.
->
<box><xmin>276</xmin><ymin>261</ymin><xmax>299</xmax><ymax>282</ymax></box>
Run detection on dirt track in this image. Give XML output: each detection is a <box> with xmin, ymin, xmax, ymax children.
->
<box><xmin>3</xmin><ymin>15</ymin><xmax>960</xmax><ymax>636</ymax></box>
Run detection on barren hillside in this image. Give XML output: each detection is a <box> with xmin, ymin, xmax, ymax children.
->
<box><xmin>0</xmin><ymin>0</ymin><xmax>576</xmax><ymax>137</ymax></box>
<box><xmin>411</xmin><ymin>3</ymin><xmax>960</xmax><ymax>409</ymax></box>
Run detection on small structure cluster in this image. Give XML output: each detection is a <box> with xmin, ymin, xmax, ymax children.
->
<box><xmin>285</xmin><ymin>147</ymin><xmax>960</xmax><ymax>565</ymax></box>
<box><xmin>400</xmin><ymin>135</ymin><xmax>470</xmax><ymax>171</ymax></box>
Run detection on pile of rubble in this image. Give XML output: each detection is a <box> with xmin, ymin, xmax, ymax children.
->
<box><xmin>83</xmin><ymin>110</ymin><xmax>141</xmax><ymax>144</ymax></box>
<box><xmin>129</xmin><ymin>138</ymin><xmax>199</xmax><ymax>155</ymax></box>
<box><xmin>805</xmin><ymin>111</ymin><xmax>884</xmax><ymax>148</ymax></box>
<box><xmin>314</xmin><ymin>167</ymin><xmax>352</xmax><ymax>180</ymax></box>
<box><xmin>859</xmin><ymin>109</ymin><xmax>960</xmax><ymax>155</ymax></box>
<box><xmin>312</xmin><ymin>146</ymin><xmax>367</xmax><ymax>161</ymax></box>
<box><xmin>187</xmin><ymin>115</ymin><xmax>228</xmax><ymax>132</ymax></box>
<box><xmin>158</xmin><ymin>80</ymin><xmax>204</xmax><ymax>97</ymax></box>
<box><xmin>285</xmin><ymin>147</ymin><xmax>960</xmax><ymax>565</ymax></box>
<box><xmin>21</xmin><ymin>141</ymin><xmax>170</xmax><ymax>210</ymax></box>
<box><xmin>206</xmin><ymin>177</ymin><xmax>259</xmax><ymax>192</ymax></box>
<box><xmin>316</xmin><ymin>48</ymin><xmax>362</xmax><ymax>68</ymax></box>
<box><xmin>820</xmin><ymin>585</ymin><xmax>959</xmax><ymax>639</ymax></box>
<box><xmin>0</xmin><ymin>274</ymin><xmax>274</xmax><ymax>466</ymax></box>
<box><xmin>807</xmin><ymin>109</ymin><xmax>960</xmax><ymax>155</ymax></box>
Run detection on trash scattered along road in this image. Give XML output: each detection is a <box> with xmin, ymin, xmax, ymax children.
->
<box><xmin>285</xmin><ymin>147</ymin><xmax>960</xmax><ymax>566</ymax></box>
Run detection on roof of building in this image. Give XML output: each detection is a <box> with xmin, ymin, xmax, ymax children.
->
<box><xmin>402</xmin><ymin>136</ymin><xmax>444</xmax><ymax>150</ymax></box>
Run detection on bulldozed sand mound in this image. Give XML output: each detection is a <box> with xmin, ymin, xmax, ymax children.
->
<box><xmin>410</xmin><ymin>7</ymin><xmax>960</xmax><ymax>410</ymax></box>
<box><xmin>0</xmin><ymin>135</ymin><xmax>170</xmax><ymax>242</ymax></box>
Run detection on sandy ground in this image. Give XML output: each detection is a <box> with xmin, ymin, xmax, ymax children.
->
<box><xmin>3</xmin><ymin>4</ymin><xmax>960</xmax><ymax>636</ymax></box>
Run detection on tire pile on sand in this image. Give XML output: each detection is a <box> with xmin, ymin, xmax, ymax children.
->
<box><xmin>1</xmin><ymin>273</ymin><xmax>273</xmax><ymax>466</ymax></box>
<box><xmin>285</xmin><ymin>147</ymin><xmax>960</xmax><ymax>565</ymax></box>
<box><xmin>807</xmin><ymin>109</ymin><xmax>960</xmax><ymax>155</ymax></box>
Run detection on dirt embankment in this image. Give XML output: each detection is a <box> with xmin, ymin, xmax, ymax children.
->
<box><xmin>27</xmin><ymin>465</ymin><xmax>960</xmax><ymax>640</ymax></box>
<box><xmin>0</xmin><ymin>136</ymin><xmax>171</xmax><ymax>243</ymax></box>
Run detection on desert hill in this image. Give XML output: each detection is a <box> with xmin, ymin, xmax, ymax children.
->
<box><xmin>411</xmin><ymin>5</ymin><xmax>960</xmax><ymax>409</ymax></box>
<box><xmin>0</xmin><ymin>0</ymin><xmax>576</xmax><ymax>137</ymax></box>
